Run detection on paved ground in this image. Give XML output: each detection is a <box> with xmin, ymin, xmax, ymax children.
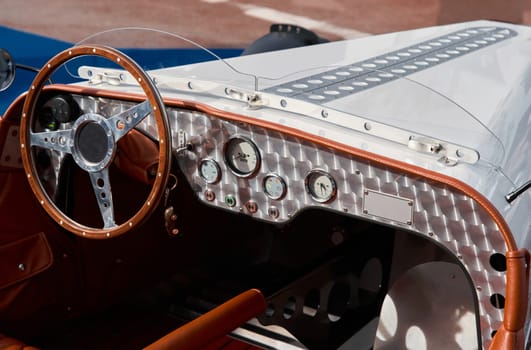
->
<box><xmin>1</xmin><ymin>0</ymin><xmax>530</xmax><ymax>47</ymax></box>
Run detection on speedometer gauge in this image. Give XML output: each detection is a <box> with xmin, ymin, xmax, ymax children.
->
<box><xmin>264</xmin><ymin>174</ymin><xmax>287</xmax><ymax>200</ymax></box>
<box><xmin>305</xmin><ymin>170</ymin><xmax>337</xmax><ymax>203</ymax></box>
<box><xmin>224</xmin><ymin>137</ymin><xmax>261</xmax><ymax>177</ymax></box>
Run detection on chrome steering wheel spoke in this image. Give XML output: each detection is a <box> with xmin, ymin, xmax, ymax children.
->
<box><xmin>30</xmin><ymin>129</ymin><xmax>73</xmax><ymax>154</ymax></box>
<box><xmin>88</xmin><ymin>169</ymin><xmax>116</xmax><ymax>229</ymax></box>
<box><xmin>108</xmin><ymin>100</ymin><xmax>152</xmax><ymax>142</ymax></box>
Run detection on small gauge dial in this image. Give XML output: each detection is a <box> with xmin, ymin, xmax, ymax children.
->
<box><xmin>224</xmin><ymin>137</ymin><xmax>260</xmax><ymax>177</ymax></box>
<box><xmin>263</xmin><ymin>174</ymin><xmax>287</xmax><ymax>200</ymax></box>
<box><xmin>305</xmin><ymin>170</ymin><xmax>337</xmax><ymax>203</ymax></box>
<box><xmin>199</xmin><ymin>159</ymin><xmax>221</xmax><ymax>184</ymax></box>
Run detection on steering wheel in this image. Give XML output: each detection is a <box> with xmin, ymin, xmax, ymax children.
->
<box><xmin>20</xmin><ymin>45</ymin><xmax>172</xmax><ymax>239</ymax></box>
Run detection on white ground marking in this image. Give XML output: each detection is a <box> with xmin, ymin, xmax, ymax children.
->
<box><xmin>200</xmin><ymin>0</ymin><xmax>369</xmax><ymax>39</ymax></box>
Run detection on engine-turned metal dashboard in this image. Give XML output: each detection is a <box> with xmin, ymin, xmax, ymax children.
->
<box><xmin>173</xmin><ymin>108</ymin><xmax>416</xmax><ymax>226</ymax></box>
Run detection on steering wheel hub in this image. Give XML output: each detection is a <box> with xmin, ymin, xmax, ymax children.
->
<box><xmin>71</xmin><ymin>113</ymin><xmax>116</xmax><ymax>172</ymax></box>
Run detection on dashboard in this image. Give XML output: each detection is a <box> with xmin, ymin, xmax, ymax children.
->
<box><xmin>61</xmin><ymin>93</ymin><xmax>417</xmax><ymax>227</ymax></box>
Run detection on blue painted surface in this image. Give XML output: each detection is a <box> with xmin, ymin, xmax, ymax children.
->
<box><xmin>0</xmin><ymin>26</ymin><xmax>71</xmax><ymax>114</ymax></box>
<box><xmin>0</xmin><ymin>26</ymin><xmax>242</xmax><ymax>115</ymax></box>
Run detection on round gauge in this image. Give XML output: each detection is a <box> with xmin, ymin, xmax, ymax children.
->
<box><xmin>224</xmin><ymin>137</ymin><xmax>261</xmax><ymax>177</ymax></box>
<box><xmin>263</xmin><ymin>174</ymin><xmax>287</xmax><ymax>200</ymax></box>
<box><xmin>199</xmin><ymin>159</ymin><xmax>221</xmax><ymax>184</ymax></box>
<box><xmin>305</xmin><ymin>170</ymin><xmax>337</xmax><ymax>203</ymax></box>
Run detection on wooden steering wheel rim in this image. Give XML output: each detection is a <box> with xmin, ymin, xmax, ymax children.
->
<box><xmin>20</xmin><ymin>45</ymin><xmax>172</xmax><ymax>239</ymax></box>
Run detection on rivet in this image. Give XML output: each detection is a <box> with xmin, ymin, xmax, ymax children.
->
<box><xmin>129</xmin><ymin>222</ymin><xmax>133</xmax><ymax>227</ymax></box>
<box><xmin>92</xmin><ymin>48</ymin><xmax>96</xmax><ymax>53</ymax></box>
<box><xmin>18</xmin><ymin>263</ymin><xmax>26</xmax><ymax>271</ymax></box>
<box><xmin>106</xmin><ymin>232</ymin><xmax>110</xmax><ymax>237</ymax></box>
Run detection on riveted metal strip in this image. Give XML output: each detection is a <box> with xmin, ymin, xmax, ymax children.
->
<box><xmin>264</xmin><ymin>26</ymin><xmax>517</xmax><ymax>103</ymax></box>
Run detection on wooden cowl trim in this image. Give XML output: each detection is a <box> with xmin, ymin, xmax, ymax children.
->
<box><xmin>490</xmin><ymin>249</ymin><xmax>530</xmax><ymax>350</ymax></box>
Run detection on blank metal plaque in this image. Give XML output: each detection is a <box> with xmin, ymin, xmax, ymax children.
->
<box><xmin>362</xmin><ymin>189</ymin><xmax>413</xmax><ymax>225</ymax></box>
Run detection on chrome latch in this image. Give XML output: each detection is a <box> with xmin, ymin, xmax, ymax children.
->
<box><xmin>407</xmin><ymin>135</ymin><xmax>479</xmax><ymax>165</ymax></box>
<box><xmin>408</xmin><ymin>136</ymin><xmax>443</xmax><ymax>155</ymax></box>
<box><xmin>226</xmin><ymin>88</ymin><xmax>265</xmax><ymax>109</ymax></box>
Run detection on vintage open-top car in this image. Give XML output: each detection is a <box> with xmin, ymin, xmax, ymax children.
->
<box><xmin>0</xmin><ymin>20</ymin><xmax>529</xmax><ymax>349</ymax></box>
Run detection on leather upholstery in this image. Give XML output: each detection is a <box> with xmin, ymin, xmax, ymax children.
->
<box><xmin>114</xmin><ymin>119</ymin><xmax>159</xmax><ymax>185</ymax></box>
<box><xmin>146</xmin><ymin>289</ymin><xmax>267</xmax><ymax>350</ymax></box>
<box><xmin>0</xmin><ymin>333</ymin><xmax>38</xmax><ymax>350</ymax></box>
<box><xmin>0</xmin><ymin>233</ymin><xmax>52</xmax><ymax>291</ymax></box>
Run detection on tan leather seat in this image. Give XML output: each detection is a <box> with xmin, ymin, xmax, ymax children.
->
<box><xmin>0</xmin><ymin>334</ymin><xmax>38</xmax><ymax>350</ymax></box>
